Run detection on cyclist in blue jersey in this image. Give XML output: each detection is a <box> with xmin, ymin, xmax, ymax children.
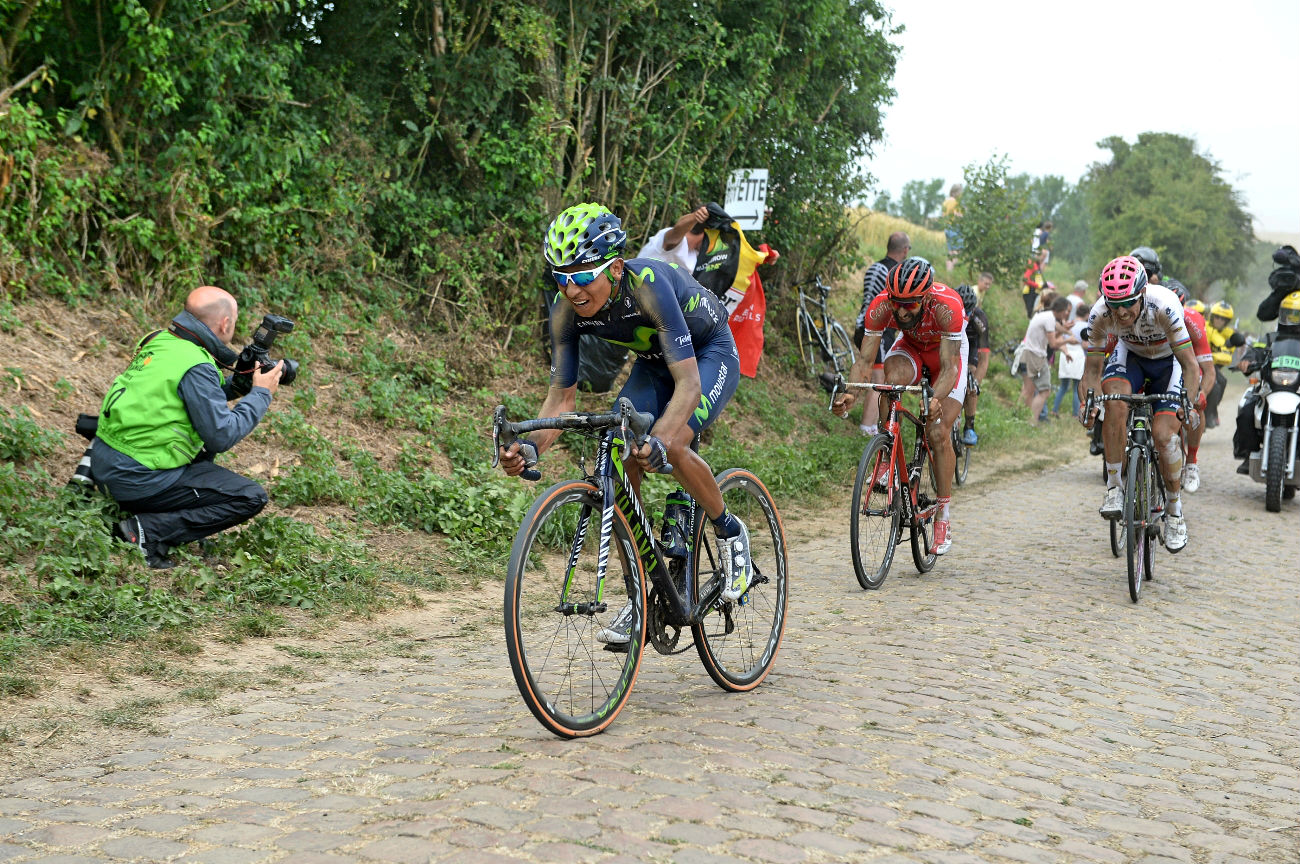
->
<box><xmin>498</xmin><ymin>203</ymin><xmax>751</xmax><ymax>645</ymax></box>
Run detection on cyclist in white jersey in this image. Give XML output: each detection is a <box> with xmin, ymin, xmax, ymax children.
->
<box><xmin>1081</xmin><ymin>255</ymin><xmax>1201</xmax><ymax>552</ymax></box>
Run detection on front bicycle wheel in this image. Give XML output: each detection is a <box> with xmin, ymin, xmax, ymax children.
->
<box><xmin>829</xmin><ymin>321</ymin><xmax>856</xmax><ymax>377</ymax></box>
<box><xmin>796</xmin><ymin>311</ymin><xmax>819</xmax><ymax>378</ymax></box>
<box><xmin>850</xmin><ymin>434</ymin><xmax>900</xmax><ymax>589</ymax></box>
<box><xmin>691</xmin><ymin>468</ymin><xmax>788</xmax><ymax>692</ymax></box>
<box><xmin>909</xmin><ymin>442</ymin><xmax>938</xmax><ymax>574</ymax></box>
<box><xmin>1123</xmin><ymin>449</ymin><xmax>1148</xmax><ymax>602</ymax></box>
<box><xmin>504</xmin><ymin>480</ymin><xmax>646</xmax><ymax>738</ymax></box>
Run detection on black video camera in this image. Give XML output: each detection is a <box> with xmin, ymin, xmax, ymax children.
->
<box><xmin>230</xmin><ymin>314</ymin><xmax>300</xmax><ymax>397</ymax></box>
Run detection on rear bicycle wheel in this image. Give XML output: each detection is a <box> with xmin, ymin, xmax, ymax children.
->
<box><xmin>909</xmin><ymin>443</ymin><xmax>938</xmax><ymax>574</ymax></box>
<box><xmin>1108</xmin><ymin>516</ymin><xmax>1125</xmax><ymax>557</ymax></box>
<box><xmin>829</xmin><ymin>321</ymin><xmax>856</xmax><ymax>377</ymax></box>
<box><xmin>952</xmin><ymin>422</ymin><xmax>970</xmax><ymax>486</ymax></box>
<box><xmin>1123</xmin><ymin>449</ymin><xmax>1148</xmax><ymax>602</ymax></box>
<box><xmin>504</xmin><ymin>481</ymin><xmax>646</xmax><ymax>738</ymax></box>
<box><xmin>691</xmin><ymin>468</ymin><xmax>788</xmax><ymax>692</ymax></box>
<box><xmin>850</xmin><ymin>434</ymin><xmax>900</xmax><ymax>589</ymax></box>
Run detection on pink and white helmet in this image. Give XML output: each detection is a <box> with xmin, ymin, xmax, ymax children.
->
<box><xmin>1099</xmin><ymin>255</ymin><xmax>1148</xmax><ymax>303</ymax></box>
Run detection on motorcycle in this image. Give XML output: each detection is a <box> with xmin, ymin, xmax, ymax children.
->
<box><xmin>1240</xmin><ymin>337</ymin><xmax>1300</xmax><ymax>511</ymax></box>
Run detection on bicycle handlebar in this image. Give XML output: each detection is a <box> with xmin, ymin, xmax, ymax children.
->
<box><xmin>1083</xmin><ymin>389</ymin><xmax>1194</xmax><ymax>430</ymax></box>
<box><xmin>827</xmin><ymin>374</ymin><xmax>934</xmax><ymax>424</ymax></box>
<box><xmin>491</xmin><ymin>398</ymin><xmax>662</xmax><ymax>480</ymax></box>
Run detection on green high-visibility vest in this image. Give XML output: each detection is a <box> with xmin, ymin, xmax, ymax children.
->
<box><xmin>96</xmin><ymin>331</ymin><xmax>220</xmax><ymax>469</ymax></box>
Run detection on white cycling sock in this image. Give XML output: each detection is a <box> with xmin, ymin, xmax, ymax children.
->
<box><xmin>1167</xmin><ymin>492</ymin><xmax>1182</xmax><ymax>517</ymax></box>
<box><xmin>1105</xmin><ymin>462</ymin><xmax>1121</xmax><ymax>488</ymax></box>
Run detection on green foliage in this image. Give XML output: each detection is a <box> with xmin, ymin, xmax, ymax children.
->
<box><xmin>1082</xmin><ymin>133</ymin><xmax>1254</xmax><ymax>292</ymax></box>
<box><xmin>0</xmin><ymin>462</ymin><xmax>380</xmax><ymax>663</ymax></box>
<box><xmin>898</xmin><ymin>178</ymin><xmax>945</xmax><ymax>227</ymax></box>
<box><xmin>952</xmin><ymin>157</ymin><xmax>1038</xmax><ymax>290</ymax></box>
<box><xmin>2</xmin><ymin>0</ymin><xmax>901</xmax><ymax>333</ymax></box>
<box><xmin>0</xmin><ymin>406</ymin><xmax>63</xmax><ymax>462</ymax></box>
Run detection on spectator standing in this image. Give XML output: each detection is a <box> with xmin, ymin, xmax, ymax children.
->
<box><xmin>1053</xmin><ymin>304</ymin><xmax>1088</xmax><ymax>418</ymax></box>
<box><xmin>1031</xmin><ymin>220</ymin><xmax>1054</xmax><ymax>266</ymax></box>
<box><xmin>1067</xmin><ymin>279</ymin><xmax>1088</xmax><ymax>319</ymax></box>
<box><xmin>1020</xmin><ymin>296</ymin><xmax>1078</xmax><ymax>426</ymax></box>
<box><xmin>975</xmin><ymin>271</ymin><xmax>993</xmax><ymax>303</ymax></box>
<box><xmin>1022</xmin><ymin>256</ymin><xmax>1045</xmax><ymax>319</ymax></box>
<box><xmin>942</xmin><ymin>184</ymin><xmax>963</xmax><ymax>272</ymax></box>
<box><xmin>640</xmin><ymin>205</ymin><xmax>711</xmax><ymax>271</ymax></box>
<box><xmin>854</xmin><ymin>232</ymin><xmax>909</xmax><ymax>434</ymax></box>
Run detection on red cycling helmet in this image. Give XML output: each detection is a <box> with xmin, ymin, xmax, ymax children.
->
<box><xmin>1099</xmin><ymin>255</ymin><xmax>1148</xmax><ymax>303</ymax></box>
<box><xmin>887</xmin><ymin>257</ymin><xmax>935</xmax><ymax>301</ymax></box>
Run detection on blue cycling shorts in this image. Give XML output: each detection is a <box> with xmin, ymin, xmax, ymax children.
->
<box><xmin>1103</xmin><ymin>342</ymin><xmax>1183</xmax><ymax>414</ymax></box>
<box><xmin>617</xmin><ymin>338</ymin><xmax>739</xmax><ymax>434</ymax></box>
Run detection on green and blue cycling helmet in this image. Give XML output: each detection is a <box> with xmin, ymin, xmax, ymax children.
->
<box><xmin>544</xmin><ymin>203</ymin><xmax>628</xmax><ymax>268</ymax></box>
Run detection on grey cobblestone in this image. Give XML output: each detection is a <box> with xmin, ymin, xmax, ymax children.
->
<box><xmin>1</xmin><ymin>430</ymin><xmax>1297</xmax><ymax>863</ymax></box>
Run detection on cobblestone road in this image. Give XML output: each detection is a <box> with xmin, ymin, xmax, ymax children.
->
<box><xmin>2</xmin><ymin>421</ymin><xmax>1297</xmax><ymax>864</ymax></box>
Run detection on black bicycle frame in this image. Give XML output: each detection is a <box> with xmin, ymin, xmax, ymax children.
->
<box><xmin>595</xmin><ymin>429</ymin><xmax>708</xmax><ymax>627</ymax></box>
<box><xmin>494</xmin><ymin>400</ymin><xmax>719</xmax><ymax>630</ymax></box>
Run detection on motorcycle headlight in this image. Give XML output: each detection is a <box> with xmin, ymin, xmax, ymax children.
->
<box><xmin>1270</xmin><ymin>366</ymin><xmax>1300</xmax><ymax>388</ymax></box>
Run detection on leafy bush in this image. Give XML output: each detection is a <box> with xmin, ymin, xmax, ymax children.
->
<box><xmin>0</xmin><ymin>407</ymin><xmax>63</xmax><ymax>463</ymax></box>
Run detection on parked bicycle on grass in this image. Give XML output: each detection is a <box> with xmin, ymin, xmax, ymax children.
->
<box><xmin>794</xmin><ymin>274</ymin><xmax>855</xmax><ymax>389</ymax></box>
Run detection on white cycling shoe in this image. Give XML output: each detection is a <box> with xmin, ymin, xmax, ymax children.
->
<box><xmin>1164</xmin><ymin>514</ymin><xmax>1188</xmax><ymax>553</ymax></box>
<box><xmin>1099</xmin><ymin>486</ymin><xmax>1123</xmax><ymax>520</ymax></box>
<box><xmin>1183</xmin><ymin>464</ymin><xmax>1200</xmax><ymax>493</ymax></box>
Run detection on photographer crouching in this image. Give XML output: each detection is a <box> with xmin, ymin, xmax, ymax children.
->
<box><xmin>90</xmin><ymin>285</ymin><xmax>295</xmax><ymax>569</ymax></box>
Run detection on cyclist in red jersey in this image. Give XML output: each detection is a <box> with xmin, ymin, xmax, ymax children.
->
<box><xmin>1163</xmin><ymin>278</ymin><xmax>1214</xmax><ymax>492</ymax></box>
<box><xmin>834</xmin><ymin>257</ymin><xmax>967</xmax><ymax>554</ymax></box>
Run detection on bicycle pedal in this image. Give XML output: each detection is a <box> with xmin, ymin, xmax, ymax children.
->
<box><xmin>602</xmin><ymin>641</ymin><xmax>630</xmax><ymax>654</ymax></box>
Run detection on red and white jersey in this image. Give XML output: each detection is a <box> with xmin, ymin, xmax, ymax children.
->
<box><xmin>864</xmin><ymin>283</ymin><xmax>965</xmax><ymax>350</ymax></box>
<box><xmin>1183</xmin><ymin>308</ymin><xmax>1213</xmax><ymax>364</ymax></box>
<box><xmin>1086</xmin><ymin>284</ymin><xmax>1192</xmax><ymax>360</ymax></box>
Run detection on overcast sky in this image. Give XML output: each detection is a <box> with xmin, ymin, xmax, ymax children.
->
<box><xmin>863</xmin><ymin>0</ymin><xmax>1300</xmax><ymax>235</ymax></box>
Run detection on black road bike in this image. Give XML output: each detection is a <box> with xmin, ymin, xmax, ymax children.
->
<box><xmin>1085</xmin><ymin>389</ymin><xmax>1190</xmax><ymax>602</ymax></box>
<box><xmin>492</xmin><ymin>399</ymin><xmax>788</xmax><ymax>738</ymax></box>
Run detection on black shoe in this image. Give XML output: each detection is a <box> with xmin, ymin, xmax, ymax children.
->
<box><xmin>114</xmin><ymin>517</ymin><xmax>176</xmax><ymax>570</ymax></box>
<box><xmin>1237</xmin><ymin>460</ymin><xmax>1250</xmax><ymax>476</ymax></box>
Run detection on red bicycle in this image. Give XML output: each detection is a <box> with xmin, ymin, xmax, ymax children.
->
<box><xmin>830</xmin><ymin>378</ymin><xmax>940</xmax><ymax>589</ymax></box>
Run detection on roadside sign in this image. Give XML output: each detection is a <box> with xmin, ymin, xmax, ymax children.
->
<box><xmin>725</xmin><ymin>169</ymin><xmax>769</xmax><ymax>231</ymax></box>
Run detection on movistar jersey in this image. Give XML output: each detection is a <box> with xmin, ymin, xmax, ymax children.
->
<box><xmin>549</xmin><ymin>257</ymin><xmax>734</xmax><ymax>389</ymax></box>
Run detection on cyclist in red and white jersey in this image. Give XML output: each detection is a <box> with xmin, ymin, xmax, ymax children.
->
<box><xmin>1161</xmin><ymin>278</ymin><xmax>1214</xmax><ymax>492</ymax></box>
<box><xmin>1081</xmin><ymin>255</ymin><xmax>1201</xmax><ymax>552</ymax></box>
<box><xmin>834</xmin><ymin>257</ymin><xmax>967</xmax><ymax>554</ymax></box>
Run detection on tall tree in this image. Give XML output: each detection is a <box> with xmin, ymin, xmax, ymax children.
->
<box><xmin>951</xmin><ymin>156</ymin><xmax>1036</xmax><ymax>290</ymax></box>
<box><xmin>898</xmin><ymin>177</ymin><xmax>943</xmax><ymax>226</ymax></box>
<box><xmin>1084</xmin><ymin>132</ymin><xmax>1254</xmax><ymax>291</ymax></box>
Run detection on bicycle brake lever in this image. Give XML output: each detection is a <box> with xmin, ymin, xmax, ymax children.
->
<box><xmin>490</xmin><ymin>405</ymin><xmax>506</xmax><ymax>468</ymax></box>
<box><xmin>827</xmin><ymin>374</ymin><xmax>845</xmax><ymax>414</ymax></box>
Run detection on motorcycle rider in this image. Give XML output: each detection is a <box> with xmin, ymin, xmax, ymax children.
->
<box><xmin>1233</xmin><ymin>291</ymin><xmax>1300</xmax><ymax>473</ymax></box>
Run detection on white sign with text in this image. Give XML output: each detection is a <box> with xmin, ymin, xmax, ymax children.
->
<box><xmin>724</xmin><ymin>168</ymin><xmax>769</xmax><ymax>231</ymax></box>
